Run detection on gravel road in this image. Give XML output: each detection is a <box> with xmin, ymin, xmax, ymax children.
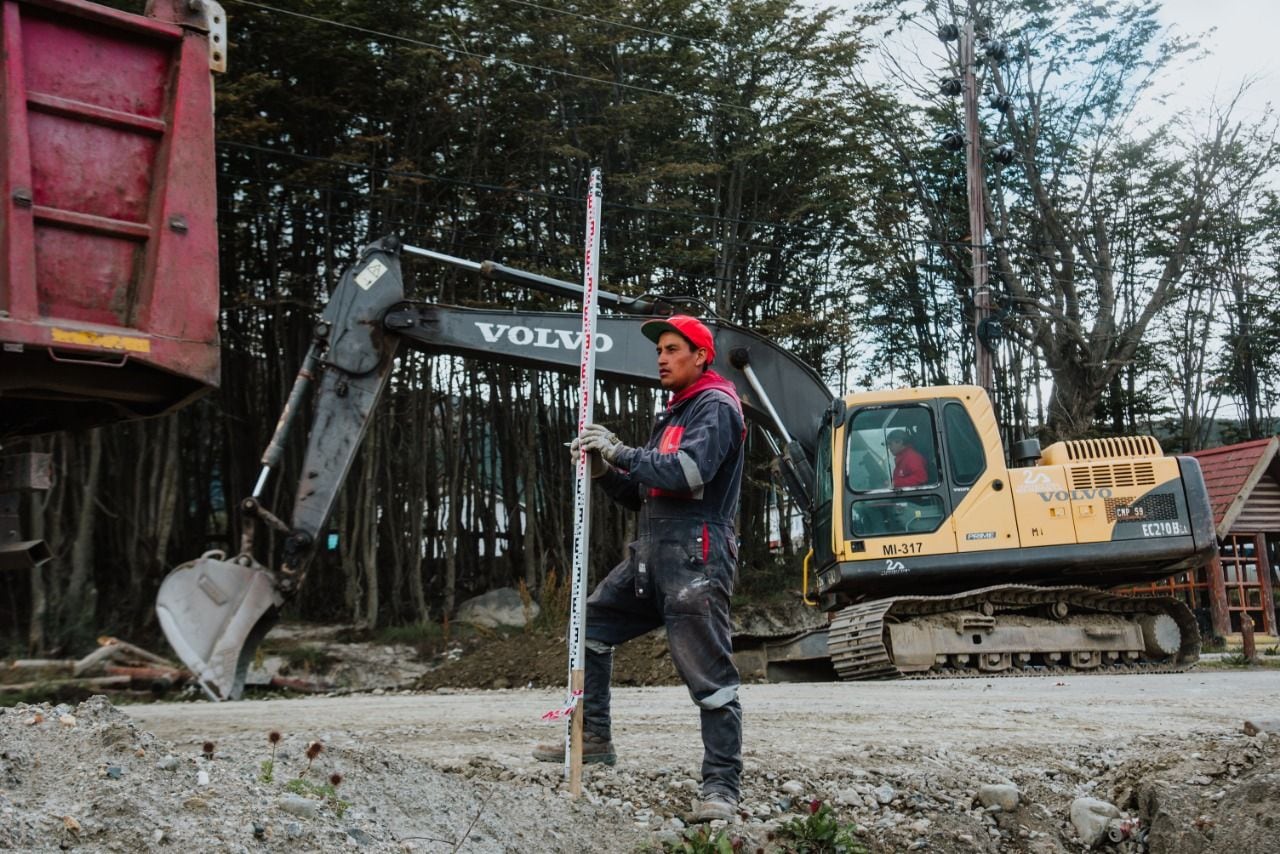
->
<box><xmin>5</xmin><ymin>671</ymin><xmax>1277</xmax><ymax>852</ymax></box>
<box><xmin>118</xmin><ymin>670</ymin><xmax>1279</xmax><ymax>853</ymax></box>
<box><xmin>127</xmin><ymin>671</ymin><xmax>1280</xmax><ymax>762</ymax></box>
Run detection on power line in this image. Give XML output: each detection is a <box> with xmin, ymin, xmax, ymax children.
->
<box><xmin>217</xmin><ymin>146</ymin><xmax>1275</xmax><ymax>295</ymax></box>
<box><xmin>216</xmin><ymin>139</ymin><xmax>957</xmax><ymax>250</ymax></box>
<box><xmin>497</xmin><ymin>0</ymin><xmax>714</xmax><ymax>48</ymax></box>
<box><xmin>224</xmin><ymin>0</ymin><xmax>867</xmax><ymax>141</ymax></box>
<box><xmin>217</xmin><ymin>166</ymin><xmax>863</xmax><ymax>259</ymax></box>
<box><xmin>218</xmin><ymin>6</ymin><xmax>1276</xmax><ymax>317</ymax></box>
<box><xmin>226</xmin><ymin>0</ymin><xmax>750</xmax><ymax>114</ymax></box>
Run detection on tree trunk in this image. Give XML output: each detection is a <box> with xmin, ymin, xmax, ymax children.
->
<box><xmin>63</xmin><ymin>429</ymin><xmax>102</xmax><ymax>635</ymax></box>
<box><xmin>339</xmin><ymin>489</ymin><xmax>360</xmax><ymax>622</ymax></box>
<box><xmin>150</xmin><ymin>419</ymin><xmax>182</xmax><ymax>615</ymax></box>
<box><xmin>441</xmin><ymin>375</ymin><xmax>461</xmax><ymax>617</ymax></box>
<box><xmin>522</xmin><ymin>381</ymin><xmax>540</xmax><ymax>592</ymax></box>
<box><xmin>357</xmin><ymin>428</ymin><xmax>379</xmax><ymax>628</ymax></box>
<box><xmin>26</xmin><ymin>488</ymin><xmax>47</xmax><ymax>653</ymax></box>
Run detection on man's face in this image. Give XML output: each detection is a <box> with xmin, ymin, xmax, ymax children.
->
<box><xmin>887</xmin><ymin>438</ymin><xmax>904</xmax><ymax>456</ymax></box>
<box><xmin>655</xmin><ymin>330</ymin><xmax>705</xmax><ymax>391</ymax></box>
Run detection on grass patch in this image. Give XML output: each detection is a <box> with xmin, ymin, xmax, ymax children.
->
<box><xmin>530</xmin><ymin>570</ymin><xmax>571</xmax><ymax>634</ymax></box>
<box><xmin>1201</xmin><ymin>634</ymin><xmax>1228</xmax><ymax>653</ymax></box>
<box><xmin>0</xmin><ymin>683</ymin><xmax>54</xmax><ymax>707</ymax></box>
<box><xmin>374</xmin><ymin>621</ymin><xmax>448</xmax><ymax>657</ymax></box>
<box><xmin>374</xmin><ymin>622</ymin><xmax>443</xmax><ymax>645</ymax></box>
<box><xmin>283</xmin><ymin>778</ymin><xmax>350</xmax><ymax>818</ymax></box>
<box><xmin>775</xmin><ymin>800</ymin><xmax>867</xmax><ymax>853</ymax></box>
<box><xmin>647</xmin><ymin>826</ymin><xmax>742</xmax><ymax>853</ymax></box>
<box><xmin>282</xmin><ymin>645</ymin><xmax>337</xmax><ymax>674</ymax></box>
<box><xmin>0</xmin><ymin>681</ymin><xmax>100</xmax><ymax>708</ymax></box>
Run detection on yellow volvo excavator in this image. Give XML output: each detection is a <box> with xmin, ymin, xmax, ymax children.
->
<box><xmin>812</xmin><ymin>388</ymin><xmax>1210</xmax><ymax>679</ymax></box>
<box><xmin>156</xmin><ymin>238</ymin><xmax>1215</xmax><ymax>699</ymax></box>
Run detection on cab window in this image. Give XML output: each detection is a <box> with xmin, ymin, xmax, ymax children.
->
<box><xmin>846</xmin><ymin>405</ymin><xmax>940</xmax><ymax>492</ymax></box>
<box><xmin>850</xmin><ymin>494</ymin><xmax>947</xmax><ymax>537</ymax></box>
<box><xmin>942</xmin><ymin>402</ymin><xmax>985</xmax><ymax>486</ymax></box>
<box><xmin>815</xmin><ymin>422</ymin><xmax>833</xmax><ymax>507</ymax></box>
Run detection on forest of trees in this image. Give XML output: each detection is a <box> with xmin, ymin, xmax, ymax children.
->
<box><xmin>9</xmin><ymin>0</ymin><xmax>1280</xmax><ymax>653</ymax></box>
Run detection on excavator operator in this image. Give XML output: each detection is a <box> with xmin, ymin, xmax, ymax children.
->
<box><xmin>532</xmin><ymin>314</ymin><xmax>747</xmax><ymax>824</ymax></box>
<box><xmin>887</xmin><ymin>429</ymin><xmax>928</xmax><ymax>488</ymax></box>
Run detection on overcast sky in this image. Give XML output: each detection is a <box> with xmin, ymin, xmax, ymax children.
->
<box><xmin>1156</xmin><ymin>0</ymin><xmax>1277</xmax><ymax>120</ymax></box>
<box><xmin>844</xmin><ymin>1</ymin><xmax>1277</xmax><ymax>124</ymax></box>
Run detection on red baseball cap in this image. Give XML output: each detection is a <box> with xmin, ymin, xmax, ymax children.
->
<box><xmin>642</xmin><ymin>315</ymin><xmax>716</xmax><ymax>365</ymax></box>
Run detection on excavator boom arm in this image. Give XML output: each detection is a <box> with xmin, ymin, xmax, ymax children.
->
<box><xmin>158</xmin><ymin>237</ymin><xmax>832</xmax><ymax>699</ymax></box>
<box><xmin>386</xmin><ymin>303</ymin><xmax>829</xmax><ymax>455</ymax></box>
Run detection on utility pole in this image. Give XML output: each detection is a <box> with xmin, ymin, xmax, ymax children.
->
<box><xmin>959</xmin><ymin>20</ymin><xmax>994</xmax><ymax>398</ymax></box>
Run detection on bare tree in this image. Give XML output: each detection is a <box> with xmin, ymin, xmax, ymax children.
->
<box><xmin>869</xmin><ymin>0</ymin><xmax>1279</xmax><ymax>438</ymax></box>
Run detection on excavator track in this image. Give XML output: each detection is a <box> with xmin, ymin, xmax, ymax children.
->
<box><xmin>827</xmin><ymin>585</ymin><xmax>1200</xmax><ymax>681</ymax></box>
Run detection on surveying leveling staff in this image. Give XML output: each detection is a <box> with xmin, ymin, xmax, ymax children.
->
<box><xmin>534</xmin><ymin>314</ymin><xmax>746</xmax><ymax>824</ymax></box>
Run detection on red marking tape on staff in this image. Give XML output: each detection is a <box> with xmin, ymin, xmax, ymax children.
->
<box><xmin>541</xmin><ymin>689</ymin><xmax>584</xmax><ymax>722</ymax></box>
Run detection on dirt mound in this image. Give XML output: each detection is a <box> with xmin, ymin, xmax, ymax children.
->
<box><xmin>416</xmin><ymin>629</ymin><xmax>679</xmax><ymax>691</ymax></box>
<box><xmin>414</xmin><ymin>599</ymin><xmax>823</xmax><ymax>693</ymax></box>
<box><xmin>1122</xmin><ymin>732</ymin><xmax>1280</xmax><ymax>853</ymax></box>
<box><xmin>732</xmin><ymin>597</ymin><xmax>828</xmax><ymax>638</ymax></box>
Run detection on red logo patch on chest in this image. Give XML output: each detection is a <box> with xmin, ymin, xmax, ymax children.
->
<box><xmin>658</xmin><ymin>425</ymin><xmax>685</xmax><ymax>453</ymax></box>
<box><xmin>649</xmin><ymin>425</ymin><xmax>693</xmax><ymax>499</ymax></box>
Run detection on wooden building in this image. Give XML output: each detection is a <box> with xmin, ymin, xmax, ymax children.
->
<box><xmin>1125</xmin><ymin>438</ymin><xmax>1279</xmax><ymax>640</ymax></box>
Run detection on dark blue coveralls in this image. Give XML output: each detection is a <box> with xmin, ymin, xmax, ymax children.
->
<box><xmin>584</xmin><ymin>373</ymin><xmax>745</xmax><ymax>801</ymax></box>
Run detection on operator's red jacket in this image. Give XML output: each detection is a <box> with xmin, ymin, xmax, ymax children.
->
<box><xmin>892</xmin><ymin>444</ymin><xmax>928</xmax><ymax>487</ymax></box>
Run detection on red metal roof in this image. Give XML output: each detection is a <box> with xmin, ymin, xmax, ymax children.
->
<box><xmin>1187</xmin><ymin>437</ymin><xmax>1280</xmax><ymax>536</ymax></box>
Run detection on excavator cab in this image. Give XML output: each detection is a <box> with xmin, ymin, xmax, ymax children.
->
<box><xmin>814</xmin><ymin>386</ymin><xmax>1216</xmax><ymax>604</ymax></box>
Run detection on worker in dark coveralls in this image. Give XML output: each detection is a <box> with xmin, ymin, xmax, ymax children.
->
<box><xmin>533</xmin><ymin>314</ymin><xmax>746</xmax><ymax>824</ymax></box>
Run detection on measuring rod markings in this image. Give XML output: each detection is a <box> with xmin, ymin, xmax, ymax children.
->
<box><xmin>565</xmin><ymin>168</ymin><xmax>602</xmax><ymax>780</ymax></box>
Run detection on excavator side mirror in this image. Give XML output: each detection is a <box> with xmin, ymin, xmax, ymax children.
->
<box><xmin>1010</xmin><ymin>438</ymin><xmax>1041</xmax><ymax>467</ymax></box>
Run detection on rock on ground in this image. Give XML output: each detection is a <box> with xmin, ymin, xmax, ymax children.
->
<box><xmin>1070</xmin><ymin>796</ymin><xmax>1121</xmax><ymax>846</ymax></box>
<box><xmin>454</xmin><ymin>587</ymin><xmax>539</xmax><ymax>629</ymax></box>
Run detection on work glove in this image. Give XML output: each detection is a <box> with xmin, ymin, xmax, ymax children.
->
<box><xmin>569</xmin><ymin>436</ymin><xmax>609</xmax><ymax>478</ymax></box>
<box><xmin>579</xmin><ymin>423</ymin><xmax>628</xmax><ymax>465</ymax></box>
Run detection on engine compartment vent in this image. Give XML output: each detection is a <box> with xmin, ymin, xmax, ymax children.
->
<box><xmin>1041</xmin><ymin>435</ymin><xmax>1162</xmax><ymax>465</ymax></box>
<box><xmin>1068</xmin><ymin>461</ymin><xmax>1158</xmax><ymax>491</ymax></box>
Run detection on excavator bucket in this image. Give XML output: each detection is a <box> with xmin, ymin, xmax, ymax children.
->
<box><xmin>156</xmin><ymin>551</ymin><xmax>283</xmax><ymax>701</ymax></box>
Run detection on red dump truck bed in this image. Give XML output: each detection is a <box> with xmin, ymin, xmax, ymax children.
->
<box><xmin>0</xmin><ymin>0</ymin><xmax>223</xmax><ymax>437</ymax></box>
